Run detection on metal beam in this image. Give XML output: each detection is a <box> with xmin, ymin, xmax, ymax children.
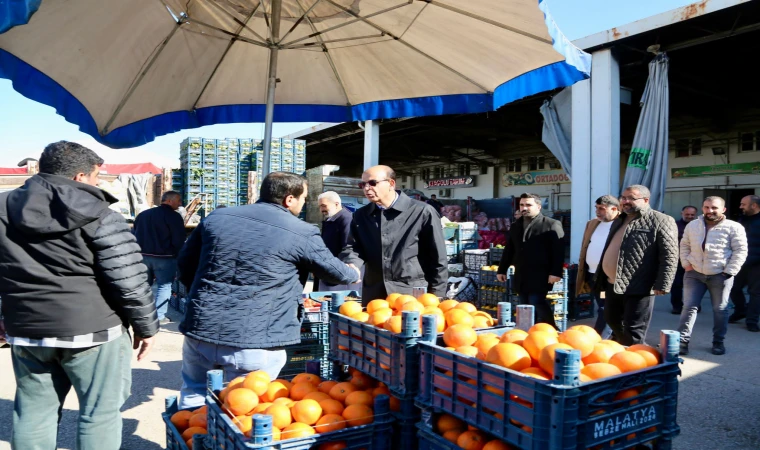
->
<box><xmin>262</xmin><ymin>0</ymin><xmax>283</xmax><ymax>176</ymax></box>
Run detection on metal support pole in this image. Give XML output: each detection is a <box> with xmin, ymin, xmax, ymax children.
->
<box><xmin>262</xmin><ymin>0</ymin><xmax>283</xmax><ymax>177</ymax></box>
<box><xmin>363</xmin><ymin>120</ymin><xmax>380</xmax><ymax>170</ymax></box>
<box><xmin>590</xmin><ymin>48</ymin><xmax>621</xmax><ymax>199</ymax></box>
<box><xmin>570</xmin><ymin>79</ymin><xmax>591</xmax><ymax>263</ymax></box>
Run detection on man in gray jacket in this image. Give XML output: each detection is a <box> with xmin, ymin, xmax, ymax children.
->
<box><xmin>597</xmin><ymin>185</ymin><xmax>679</xmax><ymax>345</ymax></box>
<box><xmin>677</xmin><ymin>196</ymin><xmax>747</xmax><ymax>355</ymax></box>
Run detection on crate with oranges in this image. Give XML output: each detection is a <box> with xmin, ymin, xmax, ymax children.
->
<box><xmin>329</xmin><ymin>292</ymin><xmax>514</xmax><ymax>397</ymax></box>
<box><xmin>417</xmin><ymin>411</ymin><xmax>515</xmax><ymax>450</ymax></box>
<box><xmin>164</xmin><ymin>396</ymin><xmax>210</xmax><ymax>450</ymax></box>
<box><xmin>415</xmin><ymin>312</ymin><xmax>681</xmax><ymax>450</ymax></box>
<box><xmin>204</xmin><ymin>369</ymin><xmax>394</xmax><ymax>450</ymax></box>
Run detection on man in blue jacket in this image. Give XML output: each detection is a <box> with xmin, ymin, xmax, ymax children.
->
<box><xmin>133</xmin><ymin>190</ymin><xmax>186</xmax><ymax>324</ymax></box>
<box><xmin>176</xmin><ymin>172</ymin><xmax>359</xmax><ymax>408</ymax></box>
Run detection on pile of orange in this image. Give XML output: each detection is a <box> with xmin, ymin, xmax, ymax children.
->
<box><xmin>214</xmin><ymin>369</ymin><xmax>387</xmax><ymax>446</ymax></box>
<box><xmin>338</xmin><ymin>293</ymin><xmax>497</xmax><ymax>334</ymax></box>
<box><xmin>169</xmin><ymin>405</ymin><xmax>208</xmax><ymax>449</ymax></box>
<box><xmin>435</xmin><ymin>413</ymin><xmax>515</xmax><ymax>450</ymax></box>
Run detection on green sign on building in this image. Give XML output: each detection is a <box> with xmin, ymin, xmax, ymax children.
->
<box><xmin>671</xmin><ymin>162</ymin><xmax>760</xmax><ymax>178</ymax></box>
<box><xmin>627</xmin><ymin>147</ymin><xmax>651</xmax><ymax>169</ymax></box>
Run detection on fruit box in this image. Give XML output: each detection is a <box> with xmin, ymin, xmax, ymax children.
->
<box><xmin>204</xmin><ymin>370</ymin><xmax>393</xmax><ymax>450</ymax></box>
<box><xmin>164</xmin><ymin>396</ymin><xmax>209</xmax><ymax>450</ymax></box>
<box><xmin>280</xmin><ymin>321</ymin><xmax>331</xmax><ymax>380</ymax></box>
<box><xmin>415</xmin><ymin>330</ymin><xmax>681</xmax><ymax>450</ymax></box>
<box><xmin>305</xmin><ymin>291</ymin><xmax>361</xmax><ymax>324</ymax></box>
<box><xmin>329</xmin><ymin>300</ymin><xmax>514</xmax><ymax>398</ymax></box>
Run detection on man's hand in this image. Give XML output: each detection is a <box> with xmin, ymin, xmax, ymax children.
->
<box><xmin>548</xmin><ymin>275</ymin><xmax>562</xmax><ymax>284</ymax></box>
<box><xmin>0</xmin><ymin>319</ymin><xmax>7</xmax><ymax>345</ymax></box>
<box><xmin>684</xmin><ymin>265</ymin><xmax>694</xmax><ymax>272</ymax></box>
<box><xmin>133</xmin><ymin>336</ymin><xmax>155</xmax><ymax>362</ymax></box>
<box><xmin>346</xmin><ymin>264</ymin><xmax>361</xmax><ymax>284</ymax></box>
<box><xmin>653</xmin><ymin>290</ymin><xmax>666</xmax><ymax>296</ymax></box>
<box><xmin>496</xmin><ymin>274</ymin><xmax>507</xmax><ymax>283</ymax></box>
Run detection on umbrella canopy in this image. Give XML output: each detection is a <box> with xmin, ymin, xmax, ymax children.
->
<box><xmin>621</xmin><ymin>53</ymin><xmax>670</xmax><ymax>211</ymax></box>
<box><xmin>0</xmin><ymin>0</ymin><xmax>590</xmax><ymax>150</ymax></box>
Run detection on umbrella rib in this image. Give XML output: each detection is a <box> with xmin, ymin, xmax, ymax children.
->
<box><xmin>294</xmin><ymin>0</ymin><xmax>351</xmax><ymax>105</ymax></box>
<box><xmin>103</xmin><ymin>23</ymin><xmax>183</xmax><ymax>135</ymax></box>
<box><xmin>323</xmin><ymin>0</ymin><xmax>490</xmax><ymax>93</ymax></box>
<box><xmin>191</xmin><ymin>7</ymin><xmax>261</xmax><ymax>111</ymax></box>
<box><xmin>278</xmin><ymin>0</ymin><xmax>326</xmax><ymax>45</ymax></box>
<box><xmin>204</xmin><ymin>0</ymin><xmax>267</xmax><ymax>44</ymax></box>
<box><xmin>426</xmin><ymin>1</ymin><xmax>552</xmax><ymax>45</ymax></box>
<box><xmin>280</xmin><ymin>2</ymin><xmax>409</xmax><ymax>47</ymax></box>
<box><xmin>284</xmin><ymin>34</ymin><xmax>387</xmax><ymax>49</ymax></box>
<box><xmin>186</xmin><ymin>17</ymin><xmax>269</xmax><ymax>47</ymax></box>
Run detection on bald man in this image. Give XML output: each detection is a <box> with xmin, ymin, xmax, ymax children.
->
<box><xmin>341</xmin><ymin>165</ymin><xmax>448</xmax><ymax>303</ymax></box>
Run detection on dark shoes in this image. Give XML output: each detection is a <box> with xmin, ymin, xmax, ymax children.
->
<box><xmin>711</xmin><ymin>342</ymin><xmax>726</xmax><ymax>355</ymax></box>
<box><xmin>747</xmin><ymin>324</ymin><xmax>759</xmax><ymax>332</ymax></box>
<box><xmin>671</xmin><ymin>309</ymin><xmax>681</xmax><ymax>315</ymax></box>
<box><xmin>729</xmin><ymin>313</ymin><xmax>746</xmax><ymax>323</ymax></box>
<box><xmin>159</xmin><ymin>318</ymin><xmax>172</xmax><ymax>326</ymax></box>
<box><xmin>679</xmin><ymin>342</ymin><xmax>689</xmax><ymax>355</ymax></box>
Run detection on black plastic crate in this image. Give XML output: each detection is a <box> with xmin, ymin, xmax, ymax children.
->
<box><xmin>489</xmin><ymin>247</ymin><xmax>505</xmax><ymax>265</ymax></box>
<box><xmin>569</xmin><ymin>293</ymin><xmax>595</xmax><ymax>321</ymax></box>
<box><xmin>478</xmin><ymin>269</ymin><xmax>507</xmax><ymax>288</ymax></box>
<box><xmin>462</xmin><ymin>250</ymin><xmax>490</xmax><ymax>274</ymax></box>
<box><xmin>280</xmin><ymin>321</ymin><xmax>330</xmax><ymax>380</ymax></box>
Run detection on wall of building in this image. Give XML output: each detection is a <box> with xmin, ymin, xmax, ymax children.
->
<box><xmin>410</xmin><ymin>166</ymin><xmax>496</xmax><ymax>200</ymax></box>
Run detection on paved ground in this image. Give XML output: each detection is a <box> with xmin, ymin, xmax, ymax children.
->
<box><xmin>1</xmin><ymin>293</ymin><xmax>759</xmax><ymax>449</ymax></box>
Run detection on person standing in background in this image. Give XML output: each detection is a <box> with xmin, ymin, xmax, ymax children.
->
<box><xmin>671</xmin><ymin>205</ymin><xmax>698</xmax><ymax>314</ymax></box>
<box><xmin>729</xmin><ymin>195</ymin><xmax>760</xmax><ymax>332</ymax></box>
<box><xmin>315</xmin><ymin>191</ymin><xmax>355</xmax><ymax>292</ymax></box>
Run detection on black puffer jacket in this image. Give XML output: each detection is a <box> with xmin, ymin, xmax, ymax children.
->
<box><xmin>596</xmin><ymin>206</ymin><xmax>679</xmax><ymax>295</ymax></box>
<box><xmin>0</xmin><ymin>173</ymin><xmax>158</xmax><ymax>339</ymax></box>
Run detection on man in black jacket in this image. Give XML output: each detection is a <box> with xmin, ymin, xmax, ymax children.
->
<box><xmin>315</xmin><ymin>191</ymin><xmax>355</xmax><ymax>291</ymax></box>
<box><xmin>133</xmin><ymin>190</ymin><xmax>186</xmax><ymax>324</ymax></box>
<box><xmin>497</xmin><ymin>193</ymin><xmax>565</xmax><ymax>328</ymax></box>
<box><xmin>0</xmin><ymin>141</ymin><xmax>158</xmax><ymax>450</ymax></box>
<box><xmin>177</xmin><ymin>172</ymin><xmax>359</xmax><ymax>408</ymax></box>
<box><xmin>341</xmin><ymin>165</ymin><xmax>448</xmax><ymax>303</ymax></box>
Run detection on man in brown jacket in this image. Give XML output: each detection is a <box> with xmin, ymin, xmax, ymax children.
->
<box><xmin>575</xmin><ymin>195</ymin><xmax>620</xmax><ymax>338</ymax></box>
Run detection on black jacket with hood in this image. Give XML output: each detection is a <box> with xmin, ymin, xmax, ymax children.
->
<box><xmin>0</xmin><ymin>173</ymin><xmax>159</xmax><ymax>339</ymax></box>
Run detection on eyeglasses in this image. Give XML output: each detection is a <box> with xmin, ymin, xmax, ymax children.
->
<box><xmin>620</xmin><ymin>196</ymin><xmax>645</xmax><ymax>202</ymax></box>
<box><xmin>358</xmin><ymin>179</ymin><xmax>389</xmax><ymax>189</ymax></box>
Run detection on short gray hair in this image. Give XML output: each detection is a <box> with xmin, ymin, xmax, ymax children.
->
<box><xmin>596</xmin><ymin>195</ymin><xmax>620</xmax><ymax>208</ymax></box>
<box><xmin>625</xmin><ymin>184</ymin><xmax>651</xmax><ymax>199</ymax></box>
<box><xmin>704</xmin><ymin>196</ymin><xmax>725</xmax><ymax>206</ymax></box>
<box><xmin>318</xmin><ymin>191</ymin><xmax>341</xmax><ymax>204</ymax></box>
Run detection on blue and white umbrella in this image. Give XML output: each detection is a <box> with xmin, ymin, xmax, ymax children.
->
<box><xmin>1</xmin><ymin>0</ymin><xmax>589</xmax><ymax>170</ymax></box>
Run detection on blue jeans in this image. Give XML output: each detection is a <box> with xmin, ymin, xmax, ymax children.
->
<box><xmin>179</xmin><ymin>336</ymin><xmax>287</xmax><ymax>409</ymax></box>
<box><xmin>678</xmin><ymin>271</ymin><xmax>734</xmax><ymax>344</ymax></box>
<box><xmin>10</xmin><ymin>333</ymin><xmax>132</xmax><ymax>450</ymax></box>
<box><xmin>142</xmin><ymin>256</ymin><xmax>176</xmax><ymax>321</ymax></box>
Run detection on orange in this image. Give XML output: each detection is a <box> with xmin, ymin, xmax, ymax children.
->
<box><xmin>281</xmin><ymin>422</ymin><xmax>316</xmax><ymax>439</ymax></box>
<box><xmin>457</xmin><ymin>430</ymin><xmax>488</xmax><ymax>450</ymax></box>
<box><xmin>455</xmin><ymin>346</ymin><xmax>480</xmax><ymax>358</ymax></box>
<box><xmin>314</xmin><ymin>414</ymin><xmax>347</xmax><ymax>433</ymax></box>
<box><xmin>539</xmin><ymin>343</ymin><xmax>574</xmax><ymax>376</ymax></box>
<box><xmin>181</xmin><ymin>426</ymin><xmax>207</xmax><ymax>441</ymax></box>
<box><xmin>170</xmin><ymin>410</ymin><xmax>194</xmax><ymax>432</ymax></box>
<box><xmin>472</xmin><ymin>316</ymin><xmax>492</xmax><ymax>329</ymax></box>
<box><xmin>599</xmin><ymin>339</ymin><xmax>625</xmax><ymax>354</ymax></box>
<box><xmin>443</xmin><ymin>429</ymin><xmax>463</xmax><ymax>444</ymax></box>
<box><xmin>389</xmin><ymin>395</ymin><xmax>401</xmax><ymax>412</ymax></box>
<box><xmin>558</xmin><ymin>329</ymin><xmax>595</xmax><ymax>358</ymax></box>
<box><xmin>520</xmin><ymin>367</ymin><xmax>551</xmax><ymax>380</ymax></box>
<box><xmin>474</xmin><ymin>337</ymin><xmax>500</xmax><ymax>358</ymax></box>
<box><xmin>188</xmin><ymin>413</ymin><xmax>207</xmax><ymax>429</ymax></box>
<box><xmin>454</xmin><ymin>302</ymin><xmax>477</xmax><ymax>313</ymax></box>
<box><xmin>394</xmin><ymin>294</ymin><xmax>417</xmax><ymax>310</ymax></box>
<box><xmin>445</xmin><ymin>309</ymin><xmax>475</xmax><ymax>328</ymax></box>
<box><xmin>499</xmin><ymin>329</ymin><xmax>528</xmax><ymax>345</ymax></box>
<box><xmin>483</xmin><ymin>440</ymin><xmax>515</xmax><ymax>450</ymax></box>
<box><xmin>262</xmin><ymin>381</ymin><xmax>290</xmax><ymax>403</ymax></box>
<box><xmin>291</xmin><ymin>399</ymin><xmax>323</xmax><ymax>425</ymax></box>
<box><xmin>290</xmin><ymin>382</ymin><xmax>318</xmax><ymax>401</ymax></box>
<box><xmin>437</xmin><ymin>414</ymin><xmax>465</xmax><ymax>433</ymax></box>
<box><xmin>366</xmin><ymin>299</ymin><xmax>390</xmax><ymax>314</ymax></box>
<box><xmin>583</xmin><ymin>343</ymin><xmax>618</xmax><ymax>365</ymax></box>
<box><xmin>345</xmin><ymin>390</ymin><xmax>374</xmax><ymax>407</ymax></box>
<box><xmin>319</xmin><ymin>398</ymin><xmax>345</xmax><ymax>415</ymax></box>
<box><xmin>350</xmin><ymin>311</ymin><xmax>370</xmax><ymax>323</ymax></box>
<box><xmin>271</xmin><ymin>426</ymin><xmax>281</xmax><ymax>441</ymax></box>
<box><xmin>192</xmin><ymin>405</ymin><xmax>207</xmax><ymax>416</ymax></box>
<box><xmin>614</xmin><ymin>387</ymin><xmax>641</xmax><ymax>401</ymax></box>
<box><xmin>372</xmin><ymin>385</ymin><xmax>391</xmax><ymax>398</ymax></box>
<box><xmin>369</xmin><ymin>308</ymin><xmax>394</xmax><ymax>327</ymax></box>
<box><xmin>243</xmin><ymin>374</ymin><xmax>269</xmax><ymax>397</ymax></box>
<box><xmin>400</xmin><ymin>301</ymin><xmax>425</xmax><ymax>314</ymax></box>
<box><xmin>486</xmin><ymin>343</ymin><xmax>532</xmax><ymax>371</ymax></box>
<box><xmin>292</xmin><ymin>373</ymin><xmax>322</xmax><ymax>386</ymax></box>
<box><xmin>272</xmin><ymin>397</ymin><xmax>295</xmax><ymax>407</ymax></box>
<box><xmin>339</xmin><ymin>301</ymin><xmax>363</xmax><ymax>317</ymax></box>
<box><xmin>350</xmin><ymin>372</ymin><xmax>376</xmax><ymax>390</ymax></box>
<box><xmin>438</xmin><ymin>299</ymin><xmax>460</xmax><ymax>313</ymax></box>
<box><xmin>273</xmin><ymin>379</ymin><xmax>293</xmax><ymax>391</ymax></box>
<box><xmin>318</xmin><ymin>380</ymin><xmax>339</xmax><ymax>395</ymax></box>
<box><xmin>329</xmin><ymin>382</ymin><xmax>358</xmax><ymax>403</ymax></box>
<box><xmin>252</xmin><ymin>402</ymin><xmax>272</xmax><ymax>414</ymax></box>
<box><xmin>418</xmin><ymin>293</ymin><xmax>440</xmax><ymax>307</ymax></box>
<box><xmin>568</xmin><ymin>325</ymin><xmax>602</xmax><ymax>344</ymax></box>
<box><xmin>386</xmin><ymin>292</ymin><xmax>402</xmax><ymax>306</ymax></box>
<box><xmin>581</xmin><ymin>363</ymin><xmax>622</xmax><ymax>380</ymax></box>
<box><xmin>628</xmin><ymin>344</ymin><xmax>661</xmax><ymax>364</ymax></box>
<box><xmin>523</xmin><ymin>331</ymin><xmax>559</xmax><ymax>361</ymax></box>
<box><xmin>303</xmin><ymin>392</ymin><xmax>331</xmax><ymax>402</ymax></box>
<box><xmin>633</xmin><ymin>349</ymin><xmax>659</xmax><ymax>368</ymax></box>
<box><xmin>226</xmin><ymin>388</ymin><xmax>259</xmax><ymax>416</ymax></box>
<box><xmin>528</xmin><ymin>323</ymin><xmax>558</xmax><ymax>336</ymax></box>
<box><xmin>186</xmin><ymin>438</ymin><xmax>194</xmax><ymax>449</ymax></box>
<box><xmin>579</xmin><ymin>374</ymin><xmax>593</xmax><ymax>383</ymax></box>
<box><xmin>342</xmin><ymin>404</ymin><xmax>373</xmax><ymax>426</ymax></box>
<box><xmin>234</xmin><ymin>415</ymin><xmax>252</xmax><ymax>434</ymax></box>
<box><xmin>228</xmin><ymin>376</ymin><xmax>246</xmax><ymax>391</ymax></box>
<box><xmin>609</xmin><ymin>351</ymin><xmax>648</xmax><ymax>373</ymax></box>
<box><xmin>422</xmin><ymin>308</ymin><xmax>446</xmax><ymax>332</ymax></box>
<box><xmin>384</xmin><ymin>316</ymin><xmax>403</xmax><ymax>334</ymax></box>
<box><xmin>265</xmin><ymin>403</ymin><xmax>293</xmax><ymax>429</ymax></box>
<box><xmin>319</xmin><ymin>442</ymin><xmax>348</xmax><ymax>450</ymax></box>
<box><xmin>443</xmin><ymin>324</ymin><xmax>478</xmax><ymax>348</ymax></box>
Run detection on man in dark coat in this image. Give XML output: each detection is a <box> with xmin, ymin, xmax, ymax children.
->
<box><xmin>342</xmin><ymin>165</ymin><xmax>448</xmax><ymax>304</ymax></box>
<box><xmin>177</xmin><ymin>172</ymin><xmax>359</xmax><ymax>408</ymax></box>
<box><xmin>497</xmin><ymin>193</ymin><xmax>565</xmax><ymax>327</ymax></box>
<box><xmin>315</xmin><ymin>191</ymin><xmax>355</xmax><ymax>291</ymax></box>
<box><xmin>671</xmin><ymin>205</ymin><xmax>698</xmax><ymax>314</ymax></box>
<box><xmin>0</xmin><ymin>141</ymin><xmax>158</xmax><ymax>449</ymax></box>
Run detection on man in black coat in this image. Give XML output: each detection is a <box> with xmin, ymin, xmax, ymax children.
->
<box><xmin>315</xmin><ymin>191</ymin><xmax>355</xmax><ymax>291</ymax></box>
<box><xmin>0</xmin><ymin>141</ymin><xmax>158</xmax><ymax>449</ymax></box>
<box><xmin>497</xmin><ymin>193</ymin><xmax>565</xmax><ymax>327</ymax></box>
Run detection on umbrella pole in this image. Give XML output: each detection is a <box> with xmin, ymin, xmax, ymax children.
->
<box><xmin>262</xmin><ymin>0</ymin><xmax>283</xmax><ymax>177</ymax></box>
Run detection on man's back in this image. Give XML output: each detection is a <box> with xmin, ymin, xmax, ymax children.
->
<box><xmin>133</xmin><ymin>204</ymin><xmax>185</xmax><ymax>257</ymax></box>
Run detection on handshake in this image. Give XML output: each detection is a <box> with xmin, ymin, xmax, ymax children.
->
<box><xmin>346</xmin><ymin>263</ymin><xmax>362</xmax><ymax>284</ymax></box>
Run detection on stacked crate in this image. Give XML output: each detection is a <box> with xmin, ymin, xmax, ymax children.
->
<box><xmin>443</xmin><ymin>223</ymin><xmax>478</xmax><ymax>264</ymax></box>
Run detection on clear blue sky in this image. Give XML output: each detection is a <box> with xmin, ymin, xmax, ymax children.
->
<box><xmin>0</xmin><ymin>0</ymin><xmax>696</xmax><ymax>167</ymax></box>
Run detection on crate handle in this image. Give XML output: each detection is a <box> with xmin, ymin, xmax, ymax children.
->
<box><xmin>330</xmin><ymin>294</ymin><xmax>345</xmax><ymax>312</ymax></box>
<box><xmin>401</xmin><ymin>311</ymin><xmax>421</xmax><ymax>338</ymax></box>
<box><xmin>252</xmin><ymin>414</ymin><xmax>274</xmax><ymax>444</ymax></box>
<box><xmin>553</xmin><ymin>348</ymin><xmax>581</xmax><ymax>386</ymax></box>
<box><xmin>164</xmin><ymin>395</ymin><xmax>178</xmax><ymax>414</ymax></box>
<box><xmin>420</xmin><ymin>314</ymin><xmax>438</xmax><ymax>343</ymax></box>
<box><xmin>516</xmin><ymin>305</ymin><xmax>535</xmax><ymax>331</ymax></box>
<box><xmin>660</xmin><ymin>330</ymin><xmax>680</xmax><ymax>363</ymax></box>
<box><xmin>207</xmin><ymin>369</ymin><xmax>224</xmax><ymax>393</ymax></box>
<box><xmin>496</xmin><ymin>302</ymin><xmax>511</xmax><ymax>326</ymax></box>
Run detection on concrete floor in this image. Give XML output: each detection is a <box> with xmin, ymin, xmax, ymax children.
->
<box><xmin>1</xmin><ymin>293</ymin><xmax>759</xmax><ymax>450</ymax></box>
